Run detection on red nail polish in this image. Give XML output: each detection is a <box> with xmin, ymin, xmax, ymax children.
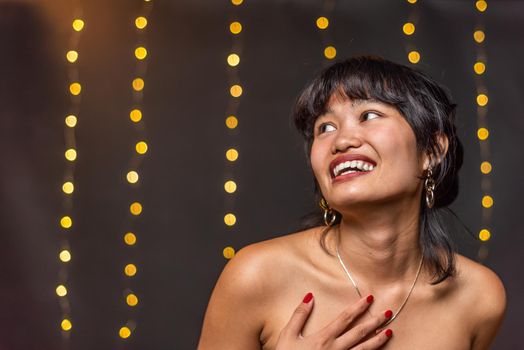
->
<box><xmin>366</xmin><ymin>295</ymin><xmax>374</xmax><ymax>303</ymax></box>
<box><xmin>385</xmin><ymin>310</ymin><xmax>393</xmax><ymax>319</ymax></box>
<box><xmin>385</xmin><ymin>329</ymin><xmax>393</xmax><ymax>338</ymax></box>
<box><xmin>303</xmin><ymin>292</ymin><xmax>313</xmax><ymax>304</ymax></box>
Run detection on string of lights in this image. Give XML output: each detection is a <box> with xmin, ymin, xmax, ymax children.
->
<box><xmin>56</xmin><ymin>4</ymin><xmax>85</xmax><ymax>340</ymax></box>
<box><xmin>316</xmin><ymin>0</ymin><xmax>337</xmax><ymax>62</ymax></box>
<box><xmin>404</xmin><ymin>0</ymin><xmax>420</xmax><ymax>65</ymax></box>
<box><xmin>472</xmin><ymin>0</ymin><xmax>492</xmax><ymax>260</ymax></box>
<box><xmin>221</xmin><ymin>0</ymin><xmax>245</xmax><ymax>260</ymax></box>
<box><xmin>119</xmin><ymin>0</ymin><xmax>153</xmax><ymax>341</ymax></box>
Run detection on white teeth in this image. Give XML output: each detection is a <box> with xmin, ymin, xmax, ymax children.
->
<box><xmin>333</xmin><ymin>159</ymin><xmax>375</xmax><ymax>177</ymax></box>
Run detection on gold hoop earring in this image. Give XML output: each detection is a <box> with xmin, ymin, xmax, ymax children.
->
<box><xmin>424</xmin><ymin>166</ymin><xmax>435</xmax><ymax>209</ymax></box>
<box><xmin>319</xmin><ymin>197</ymin><xmax>337</xmax><ymax>226</ymax></box>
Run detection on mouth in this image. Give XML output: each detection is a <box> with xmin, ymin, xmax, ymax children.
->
<box><xmin>330</xmin><ymin>155</ymin><xmax>376</xmax><ymax>179</ymax></box>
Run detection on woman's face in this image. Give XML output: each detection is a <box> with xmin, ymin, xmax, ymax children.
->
<box><xmin>310</xmin><ymin>95</ymin><xmax>428</xmax><ymax>212</ymax></box>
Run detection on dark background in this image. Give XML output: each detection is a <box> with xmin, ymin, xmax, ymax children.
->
<box><xmin>1</xmin><ymin>0</ymin><xmax>523</xmax><ymax>349</ymax></box>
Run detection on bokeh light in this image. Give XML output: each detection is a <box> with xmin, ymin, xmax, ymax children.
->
<box><xmin>130</xmin><ymin>202</ymin><xmax>143</xmax><ymax>215</ymax></box>
<box><xmin>479</xmin><ymin>229</ymin><xmax>491</xmax><ymax>241</ymax></box>
<box><xmin>124</xmin><ymin>264</ymin><xmax>137</xmax><ymax>277</ymax></box>
<box><xmin>408</xmin><ymin>51</ymin><xmax>420</xmax><ymax>64</ymax></box>
<box><xmin>127</xmin><ymin>171</ymin><xmax>139</xmax><ymax>184</ymax></box>
<box><xmin>324</xmin><ymin>46</ymin><xmax>336</xmax><ymax>59</ymax></box>
<box><xmin>72</xmin><ymin>19</ymin><xmax>84</xmax><ymax>31</ymax></box>
<box><xmin>124</xmin><ymin>232</ymin><xmax>137</xmax><ymax>246</ymax></box>
<box><xmin>482</xmin><ymin>195</ymin><xmax>494</xmax><ymax>208</ymax></box>
<box><xmin>223</xmin><ymin>246</ymin><xmax>235</xmax><ymax>259</ymax></box>
<box><xmin>477</xmin><ymin>93</ymin><xmax>488</xmax><ymax>106</ymax></box>
<box><xmin>316</xmin><ymin>17</ymin><xmax>329</xmax><ymax>30</ymax></box>
<box><xmin>227</xmin><ymin>53</ymin><xmax>240</xmax><ymax>67</ymax></box>
<box><xmin>60</xmin><ymin>216</ymin><xmax>72</xmax><ymax>229</ymax></box>
<box><xmin>65</xmin><ymin>115</ymin><xmax>77</xmax><ymax>127</ymax></box>
<box><xmin>477</xmin><ymin>127</ymin><xmax>489</xmax><ymax>140</ymax></box>
<box><xmin>480</xmin><ymin>161</ymin><xmax>492</xmax><ymax>174</ymax></box>
<box><xmin>224</xmin><ymin>180</ymin><xmax>237</xmax><ymax>193</ymax></box>
<box><xmin>224</xmin><ymin>213</ymin><xmax>237</xmax><ymax>226</ymax></box>
<box><xmin>402</xmin><ymin>22</ymin><xmax>415</xmax><ymax>35</ymax></box>
<box><xmin>130</xmin><ymin>109</ymin><xmax>143</xmax><ymax>122</ymax></box>
<box><xmin>135</xmin><ymin>16</ymin><xmax>148</xmax><ymax>29</ymax></box>
<box><xmin>66</xmin><ymin>50</ymin><xmax>78</xmax><ymax>63</ymax></box>
<box><xmin>226</xmin><ymin>148</ymin><xmax>239</xmax><ymax>162</ymax></box>
<box><xmin>230</xmin><ymin>21</ymin><xmax>242</xmax><ymax>34</ymax></box>
<box><xmin>62</xmin><ymin>182</ymin><xmax>74</xmax><ymax>194</ymax></box>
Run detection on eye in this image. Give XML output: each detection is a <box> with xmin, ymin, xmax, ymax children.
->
<box><xmin>318</xmin><ymin>123</ymin><xmax>337</xmax><ymax>134</ymax></box>
<box><xmin>362</xmin><ymin>111</ymin><xmax>381</xmax><ymax>121</ymax></box>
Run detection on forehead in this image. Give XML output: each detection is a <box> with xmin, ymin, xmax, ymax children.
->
<box><xmin>321</xmin><ymin>94</ymin><xmax>396</xmax><ymax>116</ymax></box>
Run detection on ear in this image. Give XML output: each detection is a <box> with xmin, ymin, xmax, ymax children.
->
<box><xmin>423</xmin><ymin>133</ymin><xmax>449</xmax><ymax>170</ymax></box>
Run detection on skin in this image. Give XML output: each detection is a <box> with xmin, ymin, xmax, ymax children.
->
<box><xmin>198</xmin><ymin>96</ymin><xmax>506</xmax><ymax>350</ymax></box>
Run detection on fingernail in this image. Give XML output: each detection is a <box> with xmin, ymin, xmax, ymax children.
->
<box><xmin>366</xmin><ymin>295</ymin><xmax>374</xmax><ymax>303</ymax></box>
<box><xmin>385</xmin><ymin>329</ymin><xmax>393</xmax><ymax>338</ymax></box>
<box><xmin>303</xmin><ymin>292</ymin><xmax>313</xmax><ymax>304</ymax></box>
<box><xmin>385</xmin><ymin>310</ymin><xmax>393</xmax><ymax>319</ymax></box>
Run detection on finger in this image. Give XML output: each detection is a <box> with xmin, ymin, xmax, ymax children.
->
<box><xmin>282</xmin><ymin>292</ymin><xmax>315</xmax><ymax>338</ymax></box>
<box><xmin>322</xmin><ymin>295</ymin><xmax>374</xmax><ymax>338</ymax></box>
<box><xmin>335</xmin><ymin>309</ymin><xmax>393</xmax><ymax>349</ymax></box>
<box><xmin>351</xmin><ymin>328</ymin><xmax>393</xmax><ymax>350</ymax></box>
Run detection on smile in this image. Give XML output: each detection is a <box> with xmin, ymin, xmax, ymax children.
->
<box><xmin>333</xmin><ymin>160</ymin><xmax>375</xmax><ymax>177</ymax></box>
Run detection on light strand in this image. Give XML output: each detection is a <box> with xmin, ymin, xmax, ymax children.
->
<box><xmin>316</xmin><ymin>0</ymin><xmax>337</xmax><ymax>62</ymax></box>
<box><xmin>404</xmin><ymin>0</ymin><xmax>421</xmax><ymax>65</ymax></box>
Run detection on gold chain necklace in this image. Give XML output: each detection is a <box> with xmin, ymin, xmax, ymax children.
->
<box><xmin>335</xmin><ymin>232</ymin><xmax>424</xmax><ymax>327</ymax></box>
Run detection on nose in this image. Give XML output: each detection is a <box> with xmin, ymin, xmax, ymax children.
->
<box><xmin>331</xmin><ymin>125</ymin><xmax>363</xmax><ymax>154</ymax></box>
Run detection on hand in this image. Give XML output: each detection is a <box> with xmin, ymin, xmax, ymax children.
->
<box><xmin>275</xmin><ymin>293</ymin><xmax>393</xmax><ymax>350</ymax></box>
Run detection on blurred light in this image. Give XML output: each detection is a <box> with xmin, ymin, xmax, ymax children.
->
<box><xmin>474</xmin><ymin>62</ymin><xmax>486</xmax><ymax>75</ymax></box>
<box><xmin>135</xmin><ymin>47</ymin><xmax>147</xmax><ymax>60</ymax></box>
<box><xmin>224</xmin><ymin>213</ymin><xmax>236</xmax><ymax>226</ymax></box>
<box><xmin>59</xmin><ymin>250</ymin><xmax>71</xmax><ymax>262</ymax></box>
<box><xmin>316</xmin><ymin>17</ymin><xmax>329</xmax><ymax>30</ymax></box>
<box><xmin>473</xmin><ymin>30</ymin><xmax>485</xmax><ymax>43</ymax></box>
<box><xmin>408</xmin><ymin>51</ymin><xmax>420</xmax><ymax>64</ymax></box>
<box><xmin>126</xmin><ymin>293</ymin><xmax>139</xmax><ymax>306</ymax></box>
<box><xmin>476</xmin><ymin>0</ymin><xmax>487</xmax><ymax>12</ymax></box>
<box><xmin>482</xmin><ymin>195</ymin><xmax>494</xmax><ymax>208</ymax></box>
<box><xmin>60</xmin><ymin>216</ymin><xmax>72</xmax><ymax>229</ymax></box>
<box><xmin>477</xmin><ymin>93</ymin><xmax>488</xmax><ymax>106</ymax></box>
<box><xmin>72</xmin><ymin>19</ymin><xmax>84</xmax><ymax>32</ymax></box>
<box><xmin>224</xmin><ymin>180</ymin><xmax>237</xmax><ymax>193</ymax></box>
<box><xmin>135</xmin><ymin>16</ymin><xmax>148</xmax><ymax>29</ymax></box>
<box><xmin>231</xmin><ymin>0</ymin><xmax>243</xmax><ymax>5</ymax></box>
<box><xmin>407</xmin><ymin>0</ymin><xmax>417</xmax><ymax>3</ymax></box>
<box><xmin>227</xmin><ymin>53</ymin><xmax>240</xmax><ymax>67</ymax></box>
<box><xmin>124</xmin><ymin>264</ymin><xmax>137</xmax><ymax>277</ymax></box>
<box><xmin>402</xmin><ymin>22</ymin><xmax>415</xmax><ymax>35</ymax></box>
<box><xmin>480</xmin><ymin>161</ymin><xmax>492</xmax><ymax>174</ymax></box>
<box><xmin>119</xmin><ymin>326</ymin><xmax>132</xmax><ymax>339</ymax></box>
<box><xmin>61</xmin><ymin>319</ymin><xmax>72</xmax><ymax>331</ymax></box>
<box><xmin>230</xmin><ymin>84</ymin><xmax>243</xmax><ymax>97</ymax></box>
<box><xmin>132</xmin><ymin>78</ymin><xmax>145</xmax><ymax>91</ymax></box>
<box><xmin>127</xmin><ymin>171</ymin><xmax>139</xmax><ymax>184</ymax></box>
<box><xmin>477</xmin><ymin>127</ymin><xmax>489</xmax><ymax>140</ymax></box>
<box><xmin>69</xmin><ymin>82</ymin><xmax>81</xmax><ymax>96</ymax></box>
<box><xmin>226</xmin><ymin>116</ymin><xmax>238</xmax><ymax>129</ymax></box>
<box><xmin>324</xmin><ymin>46</ymin><xmax>336</xmax><ymax>59</ymax></box>
<box><xmin>223</xmin><ymin>246</ymin><xmax>235</xmax><ymax>259</ymax></box>
<box><xmin>56</xmin><ymin>285</ymin><xmax>67</xmax><ymax>297</ymax></box>
<box><xmin>124</xmin><ymin>232</ymin><xmax>137</xmax><ymax>246</ymax></box>
<box><xmin>230</xmin><ymin>21</ymin><xmax>242</xmax><ymax>34</ymax></box>
<box><xmin>66</xmin><ymin>50</ymin><xmax>78</xmax><ymax>63</ymax></box>
<box><xmin>65</xmin><ymin>148</ymin><xmax>77</xmax><ymax>161</ymax></box>
<box><xmin>62</xmin><ymin>181</ymin><xmax>74</xmax><ymax>194</ymax></box>
<box><xmin>226</xmin><ymin>148</ymin><xmax>239</xmax><ymax>161</ymax></box>
<box><xmin>135</xmin><ymin>141</ymin><xmax>148</xmax><ymax>155</ymax></box>
<box><xmin>130</xmin><ymin>202</ymin><xmax>142</xmax><ymax>215</ymax></box>
<box><xmin>65</xmin><ymin>115</ymin><xmax>77</xmax><ymax>127</ymax></box>
<box><xmin>479</xmin><ymin>229</ymin><xmax>491</xmax><ymax>241</ymax></box>
<box><xmin>130</xmin><ymin>109</ymin><xmax>143</xmax><ymax>122</ymax></box>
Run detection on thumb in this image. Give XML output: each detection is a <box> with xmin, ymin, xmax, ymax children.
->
<box><xmin>284</xmin><ymin>292</ymin><xmax>314</xmax><ymax>338</ymax></box>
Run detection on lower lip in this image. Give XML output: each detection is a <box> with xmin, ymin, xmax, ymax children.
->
<box><xmin>332</xmin><ymin>170</ymin><xmax>372</xmax><ymax>183</ymax></box>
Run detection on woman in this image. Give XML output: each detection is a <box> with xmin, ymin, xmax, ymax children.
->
<box><xmin>198</xmin><ymin>56</ymin><xmax>506</xmax><ymax>349</ymax></box>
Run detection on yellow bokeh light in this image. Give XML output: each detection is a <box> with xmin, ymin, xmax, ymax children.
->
<box><xmin>227</xmin><ymin>53</ymin><xmax>240</xmax><ymax>67</ymax></box>
<box><xmin>482</xmin><ymin>195</ymin><xmax>493</xmax><ymax>208</ymax></box>
<box><xmin>60</xmin><ymin>216</ymin><xmax>72</xmax><ymax>229</ymax></box>
<box><xmin>65</xmin><ymin>115</ymin><xmax>77</xmax><ymax>127</ymax></box>
<box><xmin>402</xmin><ymin>22</ymin><xmax>415</xmax><ymax>35</ymax></box>
<box><xmin>230</xmin><ymin>84</ymin><xmax>243</xmax><ymax>97</ymax></box>
<box><xmin>126</xmin><ymin>293</ymin><xmax>139</xmax><ymax>306</ymax></box>
<box><xmin>135</xmin><ymin>47</ymin><xmax>147</xmax><ymax>60</ymax></box>
<box><xmin>59</xmin><ymin>249</ymin><xmax>71</xmax><ymax>262</ymax></box>
<box><xmin>66</xmin><ymin>50</ymin><xmax>78</xmax><ymax>63</ymax></box>
<box><xmin>224</xmin><ymin>180</ymin><xmax>237</xmax><ymax>193</ymax></box>
<box><xmin>127</xmin><ymin>171</ymin><xmax>139</xmax><ymax>184</ymax></box>
<box><xmin>408</xmin><ymin>51</ymin><xmax>421</xmax><ymax>64</ymax></box>
<box><xmin>476</xmin><ymin>0</ymin><xmax>487</xmax><ymax>12</ymax></box>
<box><xmin>119</xmin><ymin>326</ymin><xmax>132</xmax><ymax>339</ymax></box>
<box><xmin>225</xmin><ymin>116</ymin><xmax>238</xmax><ymax>129</ymax></box>
<box><xmin>130</xmin><ymin>109</ymin><xmax>143</xmax><ymax>123</ymax></box>
<box><xmin>477</xmin><ymin>93</ymin><xmax>488</xmax><ymax>106</ymax></box>
<box><xmin>407</xmin><ymin>0</ymin><xmax>417</xmax><ymax>3</ymax></box>
<box><xmin>69</xmin><ymin>82</ymin><xmax>81</xmax><ymax>96</ymax></box>
<box><xmin>473</xmin><ymin>30</ymin><xmax>485</xmax><ymax>43</ymax></box>
<box><xmin>72</xmin><ymin>19</ymin><xmax>84</xmax><ymax>32</ymax></box>
<box><xmin>56</xmin><ymin>285</ymin><xmax>67</xmax><ymax>297</ymax></box>
<box><xmin>124</xmin><ymin>232</ymin><xmax>137</xmax><ymax>245</ymax></box>
<box><xmin>226</xmin><ymin>148</ymin><xmax>239</xmax><ymax>162</ymax></box>
<box><xmin>316</xmin><ymin>17</ymin><xmax>329</xmax><ymax>30</ymax></box>
<box><xmin>132</xmin><ymin>78</ymin><xmax>145</xmax><ymax>91</ymax></box>
<box><xmin>62</xmin><ymin>181</ymin><xmax>74</xmax><ymax>194</ymax></box>
<box><xmin>477</xmin><ymin>127</ymin><xmax>489</xmax><ymax>140</ymax></box>
<box><xmin>124</xmin><ymin>264</ymin><xmax>137</xmax><ymax>277</ymax></box>
<box><xmin>223</xmin><ymin>246</ymin><xmax>235</xmax><ymax>259</ymax></box>
<box><xmin>135</xmin><ymin>141</ymin><xmax>148</xmax><ymax>155</ymax></box>
<box><xmin>324</xmin><ymin>46</ymin><xmax>337</xmax><ymax>60</ymax></box>
<box><xmin>479</xmin><ymin>229</ymin><xmax>491</xmax><ymax>241</ymax></box>
<box><xmin>65</xmin><ymin>148</ymin><xmax>77</xmax><ymax>161</ymax></box>
<box><xmin>61</xmin><ymin>319</ymin><xmax>72</xmax><ymax>331</ymax></box>
<box><xmin>224</xmin><ymin>213</ymin><xmax>237</xmax><ymax>226</ymax></box>
<box><xmin>480</xmin><ymin>161</ymin><xmax>492</xmax><ymax>174</ymax></box>
<box><xmin>130</xmin><ymin>202</ymin><xmax>142</xmax><ymax>216</ymax></box>
<box><xmin>135</xmin><ymin>16</ymin><xmax>148</xmax><ymax>29</ymax></box>
<box><xmin>474</xmin><ymin>62</ymin><xmax>486</xmax><ymax>75</ymax></box>
<box><xmin>230</xmin><ymin>21</ymin><xmax>242</xmax><ymax>34</ymax></box>
<box><xmin>231</xmin><ymin>0</ymin><xmax>243</xmax><ymax>5</ymax></box>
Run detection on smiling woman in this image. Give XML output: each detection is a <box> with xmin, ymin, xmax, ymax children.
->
<box><xmin>198</xmin><ymin>56</ymin><xmax>506</xmax><ymax>350</ymax></box>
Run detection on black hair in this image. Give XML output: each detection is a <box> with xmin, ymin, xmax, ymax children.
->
<box><xmin>293</xmin><ymin>56</ymin><xmax>464</xmax><ymax>284</ymax></box>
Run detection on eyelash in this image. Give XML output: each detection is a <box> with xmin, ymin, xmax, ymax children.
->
<box><xmin>316</xmin><ymin>111</ymin><xmax>381</xmax><ymax>134</ymax></box>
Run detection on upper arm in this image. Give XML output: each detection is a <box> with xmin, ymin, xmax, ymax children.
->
<box><xmin>198</xmin><ymin>244</ymin><xmax>273</xmax><ymax>350</ymax></box>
